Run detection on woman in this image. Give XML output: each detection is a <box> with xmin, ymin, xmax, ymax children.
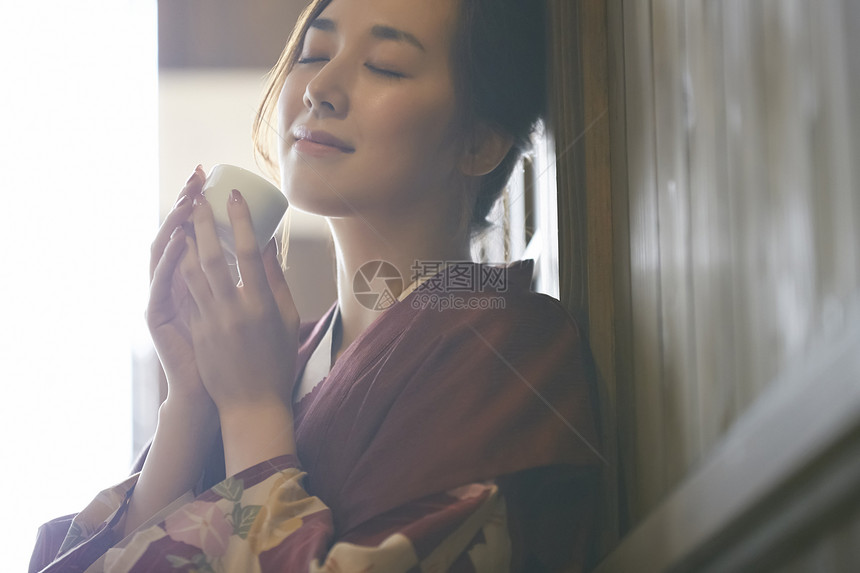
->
<box><xmin>31</xmin><ymin>0</ymin><xmax>601</xmax><ymax>570</ymax></box>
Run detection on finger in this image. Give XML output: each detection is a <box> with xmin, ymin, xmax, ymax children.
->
<box><xmin>178</xmin><ymin>279</ymin><xmax>198</xmax><ymax>332</ymax></box>
<box><xmin>191</xmin><ymin>193</ymin><xmax>236</xmax><ymax>300</ymax></box>
<box><xmin>178</xmin><ymin>233</ymin><xmax>215</xmax><ymax>314</ymax></box>
<box><xmin>148</xmin><ymin>226</ymin><xmax>188</xmax><ymax>322</ymax></box>
<box><xmin>262</xmin><ymin>239</ymin><xmax>299</xmax><ymax>328</ymax></box>
<box><xmin>150</xmin><ymin>165</ymin><xmax>205</xmax><ymax>281</ymax></box>
<box><xmin>151</xmin><ymin>195</ymin><xmax>194</xmax><ymax>282</ymax></box>
<box><xmin>228</xmin><ymin>189</ymin><xmax>267</xmax><ymax>292</ymax></box>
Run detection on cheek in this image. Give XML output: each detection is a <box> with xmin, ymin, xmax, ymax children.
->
<box><xmin>278</xmin><ymin>74</ymin><xmax>306</xmax><ymax>134</ymax></box>
<box><xmin>363</xmin><ymin>87</ymin><xmax>460</xmax><ymax>158</ymax></box>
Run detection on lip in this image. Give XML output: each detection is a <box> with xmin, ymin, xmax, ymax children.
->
<box><xmin>292</xmin><ymin>126</ymin><xmax>355</xmax><ymax>154</ymax></box>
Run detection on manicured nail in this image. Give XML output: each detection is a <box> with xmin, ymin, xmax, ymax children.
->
<box><xmin>186</xmin><ymin>164</ymin><xmax>204</xmax><ymax>184</ymax></box>
<box><xmin>230</xmin><ymin>189</ymin><xmax>243</xmax><ymax>204</ymax></box>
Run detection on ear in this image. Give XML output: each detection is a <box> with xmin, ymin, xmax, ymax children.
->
<box><xmin>459</xmin><ymin>123</ymin><xmax>514</xmax><ymax>177</ymax></box>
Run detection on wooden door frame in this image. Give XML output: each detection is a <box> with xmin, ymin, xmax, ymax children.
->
<box><xmin>548</xmin><ymin>0</ymin><xmax>626</xmax><ymax>555</ymax></box>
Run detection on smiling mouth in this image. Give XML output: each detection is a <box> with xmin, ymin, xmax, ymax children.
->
<box><xmin>293</xmin><ymin>127</ymin><xmax>355</xmax><ymax>153</ymax></box>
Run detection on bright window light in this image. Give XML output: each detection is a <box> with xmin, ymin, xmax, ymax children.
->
<box><xmin>0</xmin><ymin>2</ymin><xmax>157</xmax><ymax>570</ymax></box>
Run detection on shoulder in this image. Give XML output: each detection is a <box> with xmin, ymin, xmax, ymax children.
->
<box><xmin>403</xmin><ymin>260</ymin><xmax>584</xmax><ymax>362</ymax></box>
<box><xmin>390</xmin><ymin>260</ymin><xmax>596</xmax><ymax>440</ymax></box>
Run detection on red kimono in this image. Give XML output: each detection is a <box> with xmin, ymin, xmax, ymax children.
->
<box><xmin>30</xmin><ymin>260</ymin><xmax>602</xmax><ymax>572</ymax></box>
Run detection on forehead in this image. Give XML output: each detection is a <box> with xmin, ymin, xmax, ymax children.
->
<box><xmin>315</xmin><ymin>0</ymin><xmax>459</xmax><ymax>52</ymax></box>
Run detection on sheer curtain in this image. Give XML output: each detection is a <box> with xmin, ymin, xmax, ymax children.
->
<box><xmin>0</xmin><ymin>1</ymin><xmax>157</xmax><ymax>569</ymax></box>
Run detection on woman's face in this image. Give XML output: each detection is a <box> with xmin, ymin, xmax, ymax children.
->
<box><xmin>277</xmin><ymin>0</ymin><xmax>464</xmax><ymax>220</ymax></box>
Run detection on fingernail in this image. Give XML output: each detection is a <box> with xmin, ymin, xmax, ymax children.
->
<box><xmin>173</xmin><ymin>195</ymin><xmax>189</xmax><ymax>209</ymax></box>
<box><xmin>229</xmin><ymin>189</ymin><xmax>243</xmax><ymax>204</ymax></box>
<box><xmin>186</xmin><ymin>164</ymin><xmax>204</xmax><ymax>184</ymax></box>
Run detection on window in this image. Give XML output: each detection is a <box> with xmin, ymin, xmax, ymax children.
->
<box><xmin>0</xmin><ymin>3</ymin><xmax>157</xmax><ymax>569</ymax></box>
<box><xmin>472</xmin><ymin>123</ymin><xmax>560</xmax><ymax>298</ymax></box>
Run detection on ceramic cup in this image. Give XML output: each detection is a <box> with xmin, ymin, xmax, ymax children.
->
<box><xmin>200</xmin><ymin>164</ymin><xmax>289</xmax><ymax>261</ymax></box>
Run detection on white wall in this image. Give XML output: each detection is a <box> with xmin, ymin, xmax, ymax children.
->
<box><xmin>158</xmin><ymin>69</ymin><xmax>330</xmax><ymax>238</ymax></box>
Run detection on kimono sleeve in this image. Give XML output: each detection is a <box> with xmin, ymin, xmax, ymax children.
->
<box><xmin>29</xmin><ymin>476</ymin><xmax>137</xmax><ymax>573</ymax></box>
<box><xmin>31</xmin><ymin>455</ymin><xmax>514</xmax><ymax>573</ymax></box>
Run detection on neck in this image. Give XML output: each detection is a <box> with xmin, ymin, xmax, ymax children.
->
<box><xmin>327</xmin><ymin>207</ymin><xmax>472</xmax><ymax>359</ymax></box>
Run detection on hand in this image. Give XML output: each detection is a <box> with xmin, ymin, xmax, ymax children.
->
<box><xmin>179</xmin><ymin>188</ymin><xmax>300</xmax><ymax>416</ymax></box>
<box><xmin>146</xmin><ymin>165</ymin><xmax>215</xmax><ymax>410</ymax></box>
<box><xmin>129</xmin><ymin>168</ymin><xmax>226</xmax><ymax>535</ymax></box>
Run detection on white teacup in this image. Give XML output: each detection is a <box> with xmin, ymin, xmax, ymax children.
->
<box><xmin>200</xmin><ymin>164</ymin><xmax>289</xmax><ymax>260</ymax></box>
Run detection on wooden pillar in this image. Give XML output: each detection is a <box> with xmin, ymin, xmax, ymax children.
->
<box><xmin>548</xmin><ymin>0</ymin><xmax>620</xmax><ymax>556</ymax></box>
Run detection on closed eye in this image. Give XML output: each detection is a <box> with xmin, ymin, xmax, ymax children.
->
<box><xmin>296</xmin><ymin>56</ymin><xmax>329</xmax><ymax>65</ymax></box>
<box><xmin>365</xmin><ymin>63</ymin><xmax>405</xmax><ymax>79</ymax></box>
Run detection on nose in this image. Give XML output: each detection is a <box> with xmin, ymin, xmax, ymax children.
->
<box><xmin>303</xmin><ymin>61</ymin><xmax>349</xmax><ymax>118</ymax></box>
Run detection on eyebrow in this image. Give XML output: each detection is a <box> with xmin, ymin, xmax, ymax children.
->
<box><xmin>309</xmin><ymin>18</ymin><xmax>426</xmax><ymax>52</ymax></box>
<box><xmin>370</xmin><ymin>25</ymin><xmax>425</xmax><ymax>52</ymax></box>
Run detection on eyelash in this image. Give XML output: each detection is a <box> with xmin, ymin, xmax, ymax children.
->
<box><xmin>364</xmin><ymin>63</ymin><xmax>405</xmax><ymax>79</ymax></box>
<box><xmin>296</xmin><ymin>57</ymin><xmax>405</xmax><ymax>80</ymax></box>
<box><xmin>296</xmin><ymin>57</ymin><xmax>328</xmax><ymax>65</ymax></box>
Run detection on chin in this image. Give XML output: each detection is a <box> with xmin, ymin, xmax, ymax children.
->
<box><xmin>282</xmin><ymin>182</ymin><xmax>367</xmax><ymax>219</ymax></box>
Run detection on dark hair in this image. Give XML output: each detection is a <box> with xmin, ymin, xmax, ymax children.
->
<box><xmin>252</xmin><ymin>0</ymin><xmax>547</xmax><ymax>234</ymax></box>
<box><xmin>453</xmin><ymin>0</ymin><xmax>547</xmax><ymax>232</ymax></box>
